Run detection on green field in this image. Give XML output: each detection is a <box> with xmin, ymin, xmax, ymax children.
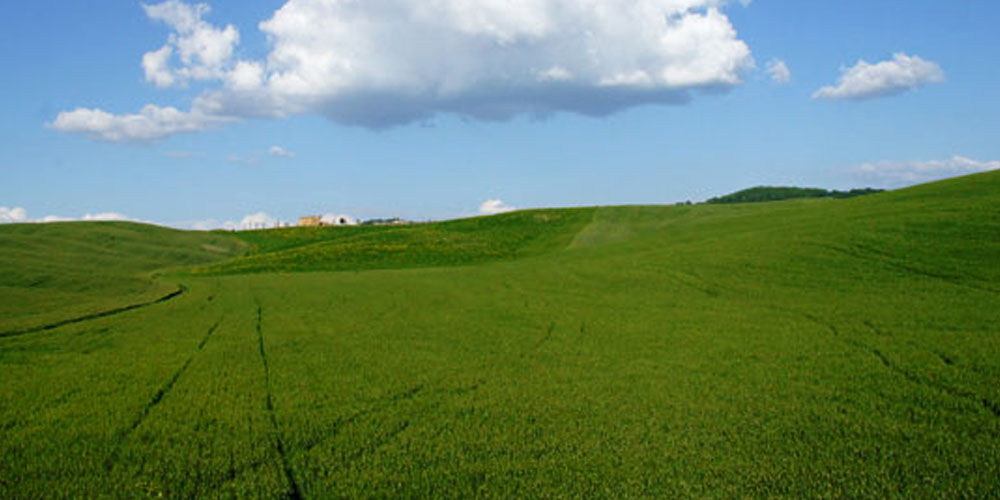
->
<box><xmin>2</xmin><ymin>172</ymin><xmax>999</xmax><ymax>498</ymax></box>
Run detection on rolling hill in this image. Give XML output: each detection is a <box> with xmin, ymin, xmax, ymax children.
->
<box><xmin>0</xmin><ymin>221</ymin><xmax>246</xmax><ymax>336</ymax></box>
<box><xmin>1</xmin><ymin>171</ymin><xmax>998</xmax><ymax>498</ymax></box>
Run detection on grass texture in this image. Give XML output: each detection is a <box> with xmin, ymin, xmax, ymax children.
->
<box><xmin>1</xmin><ymin>172</ymin><xmax>998</xmax><ymax>498</ymax></box>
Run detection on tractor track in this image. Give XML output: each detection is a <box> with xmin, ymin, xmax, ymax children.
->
<box><xmin>294</xmin><ymin>378</ymin><xmax>485</xmax><ymax>460</ymax></box>
<box><xmin>104</xmin><ymin>318</ymin><xmax>222</xmax><ymax>471</ymax></box>
<box><xmin>254</xmin><ymin>301</ymin><xmax>304</xmax><ymax>500</ymax></box>
<box><xmin>521</xmin><ymin>322</ymin><xmax>556</xmax><ymax>357</ymax></box>
<box><xmin>813</xmin><ymin>242</ymin><xmax>1000</xmax><ymax>295</ymax></box>
<box><xmin>847</xmin><ymin>339</ymin><xmax>1000</xmax><ymax>418</ymax></box>
<box><xmin>296</xmin><ymin>384</ymin><xmax>425</xmax><ymax>456</ymax></box>
<box><xmin>0</xmin><ymin>285</ymin><xmax>187</xmax><ymax>339</ymax></box>
<box><xmin>798</xmin><ymin>312</ymin><xmax>1000</xmax><ymax>419</ymax></box>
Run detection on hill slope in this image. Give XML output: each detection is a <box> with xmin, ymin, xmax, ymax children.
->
<box><xmin>0</xmin><ymin>221</ymin><xmax>247</xmax><ymax>334</ymax></box>
<box><xmin>192</xmin><ymin>207</ymin><xmax>595</xmax><ymax>275</ymax></box>
<box><xmin>1</xmin><ymin>171</ymin><xmax>999</xmax><ymax>498</ymax></box>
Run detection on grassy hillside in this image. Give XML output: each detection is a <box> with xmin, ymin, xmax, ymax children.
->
<box><xmin>0</xmin><ymin>221</ymin><xmax>246</xmax><ymax>335</ymax></box>
<box><xmin>1</xmin><ymin>172</ymin><xmax>999</xmax><ymax>498</ymax></box>
<box><xmin>193</xmin><ymin>208</ymin><xmax>595</xmax><ymax>275</ymax></box>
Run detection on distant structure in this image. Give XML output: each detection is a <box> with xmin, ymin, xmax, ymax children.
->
<box><xmin>298</xmin><ymin>215</ymin><xmax>322</xmax><ymax>227</ymax></box>
<box><xmin>298</xmin><ymin>215</ymin><xmax>358</xmax><ymax>227</ymax></box>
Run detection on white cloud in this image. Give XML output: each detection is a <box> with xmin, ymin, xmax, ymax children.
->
<box><xmin>479</xmin><ymin>199</ymin><xmax>516</xmax><ymax>215</ymax></box>
<box><xmin>224</xmin><ymin>212</ymin><xmax>278</xmax><ymax>230</ymax></box>
<box><xmin>226</xmin><ymin>153</ymin><xmax>257</xmax><ymax>165</ymax></box>
<box><xmin>141</xmin><ymin>0</ymin><xmax>240</xmax><ymax>87</ymax></box>
<box><xmin>50</xmin><ymin>104</ymin><xmax>230</xmax><ymax>142</ymax></box>
<box><xmin>81</xmin><ymin>212</ymin><xmax>135</xmax><ymax>222</ymax></box>
<box><xmin>142</xmin><ymin>45</ymin><xmax>176</xmax><ymax>88</ymax></box>
<box><xmin>186</xmin><ymin>214</ymin><xmax>287</xmax><ymax>231</ymax></box>
<box><xmin>268</xmin><ymin>145</ymin><xmax>295</xmax><ymax>158</ymax></box>
<box><xmin>0</xmin><ymin>208</ymin><xmax>140</xmax><ymax>224</ymax></box>
<box><xmin>55</xmin><ymin>0</ymin><xmax>756</xmax><ymax>141</ymax></box>
<box><xmin>40</xmin><ymin>215</ymin><xmax>74</xmax><ymax>223</ymax></box>
<box><xmin>0</xmin><ymin>206</ymin><xmax>28</xmax><ymax>223</ymax></box>
<box><xmin>766</xmin><ymin>58</ymin><xmax>790</xmax><ymax>84</ymax></box>
<box><xmin>537</xmin><ymin>66</ymin><xmax>574</xmax><ymax>82</ymax></box>
<box><xmin>853</xmin><ymin>155</ymin><xmax>1000</xmax><ymax>187</ymax></box>
<box><xmin>225</xmin><ymin>60</ymin><xmax>265</xmax><ymax>90</ymax></box>
<box><xmin>813</xmin><ymin>53</ymin><xmax>944</xmax><ymax>101</ymax></box>
<box><xmin>188</xmin><ymin>220</ymin><xmax>221</xmax><ymax>231</ymax></box>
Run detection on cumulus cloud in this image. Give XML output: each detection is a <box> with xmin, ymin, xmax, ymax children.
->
<box><xmin>81</xmin><ymin>212</ymin><xmax>135</xmax><ymax>222</ymax></box>
<box><xmin>187</xmin><ymin>212</ymin><xmax>299</xmax><ymax>230</ymax></box>
<box><xmin>853</xmin><ymin>155</ymin><xmax>1000</xmax><ymax>186</ymax></box>
<box><xmin>55</xmin><ymin>0</ymin><xmax>756</xmax><ymax>141</ymax></box>
<box><xmin>766</xmin><ymin>59</ymin><xmax>790</xmax><ymax>84</ymax></box>
<box><xmin>0</xmin><ymin>208</ymin><xmax>140</xmax><ymax>224</ymax></box>
<box><xmin>813</xmin><ymin>53</ymin><xmax>944</xmax><ymax>101</ymax></box>
<box><xmin>1</xmin><ymin>206</ymin><xmax>28</xmax><ymax>223</ymax></box>
<box><xmin>222</xmin><ymin>212</ymin><xmax>279</xmax><ymax>230</ymax></box>
<box><xmin>479</xmin><ymin>199</ymin><xmax>516</xmax><ymax>215</ymax></box>
<box><xmin>40</xmin><ymin>215</ymin><xmax>75</xmax><ymax>223</ymax></box>
<box><xmin>141</xmin><ymin>0</ymin><xmax>240</xmax><ymax>87</ymax></box>
<box><xmin>50</xmin><ymin>104</ymin><xmax>230</xmax><ymax>142</ymax></box>
<box><xmin>268</xmin><ymin>145</ymin><xmax>295</xmax><ymax>158</ymax></box>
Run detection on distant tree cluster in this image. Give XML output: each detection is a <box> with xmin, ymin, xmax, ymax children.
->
<box><xmin>360</xmin><ymin>217</ymin><xmax>406</xmax><ymax>226</ymax></box>
<box><xmin>705</xmin><ymin>186</ymin><xmax>883</xmax><ymax>205</ymax></box>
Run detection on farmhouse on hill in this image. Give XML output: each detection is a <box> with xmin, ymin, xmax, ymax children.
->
<box><xmin>298</xmin><ymin>214</ymin><xmax>357</xmax><ymax>227</ymax></box>
<box><xmin>298</xmin><ymin>215</ymin><xmax>321</xmax><ymax>227</ymax></box>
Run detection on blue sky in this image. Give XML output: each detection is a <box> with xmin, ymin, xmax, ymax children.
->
<box><xmin>2</xmin><ymin>0</ymin><xmax>999</xmax><ymax>228</ymax></box>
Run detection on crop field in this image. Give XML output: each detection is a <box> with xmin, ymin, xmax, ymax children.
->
<box><xmin>1</xmin><ymin>172</ymin><xmax>999</xmax><ymax>498</ymax></box>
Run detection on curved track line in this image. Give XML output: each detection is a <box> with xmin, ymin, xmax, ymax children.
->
<box><xmin>0</xmin><ymin>285</ymin><xmax>187</xmax><ymax>339</ymax></box>
<box><xmin>798</xmin><ymin>311</ymin><xmax>1000</xmax><ymax>419</ymax></box>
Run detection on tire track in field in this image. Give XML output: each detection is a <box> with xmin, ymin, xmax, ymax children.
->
<box><xmin>855</xmin><ymin>323</ymin><xmax>1000</xmax><ymax>418</ymax></box>
<box><xmin>294</xmin><ymin>378</ymin><xmax>485</xmax><ymax>461</ymax></box>
<box><xmin>295</xmin><ymin>384</ymin><xmax>426</xmax><ymax>456</ymax></box>
<box><xmin>864</xmin><ymin>320</ymin><xmax>957</xmax><ymax>367</ymax></box>
<box><xmin>294</xmin><ymin>380</ymin><xmax>482</xmax><ymax>483</ymax></box>
<box><xmin>812</xmin><ymin>242</ymin><xmax>1000</xmax><ymax>295</ymax></box>
<box><xmin>104</xmin><ymin>318</ymin><xmax>222</xmax><ymax>470</ymax></box>
<box><xmin>0</xmin><ymin>285</ymin><xmax>187</xmax><ymax>339</ymax></box>
<box><xmin>254</xmin><ymin>301</ymin><xmax>304</xmax><ymax>500</ymax></box>
<box><xmin>337</xmin><ymin>418</ymin><xmax>416</xmax><ymax>466</ymax></box>
<box><xmin>521</xmin><ymin>322</ymin><xmax>556</xmax><ymax>358</ymax></box>
<box><xmin>799</xmin><ymin>312</ymin><xmax>1000</xmax><ymax>418</ymax></box>
<box><xmin>847</xmin><ymin>339</ymin><xmax>1000</xmax><ymax>418</ymax></box>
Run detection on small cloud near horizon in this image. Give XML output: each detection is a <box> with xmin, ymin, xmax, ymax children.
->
<box><xmin>0</xmin><ymin>208</ymin><xmax>139</xmax><ymax>224</ymax></box>
<box><xmin>0</xmin><ymin>206</ymin><xmax>28</xmax><ymax>223</ymax></box>
<box><xmin>851</xmin><ymin>155</ymin><xmax>999</xmax><ymax>187</ymax></box>
<box><xmin>479</xmin><ymin>199</ymin><xmax>516</xmax><ymax>215</ymax></box>
<box><xmin>187</xmin><ymin>212</ymin><xmax>286</xmax><ymax>231</ymax></box>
